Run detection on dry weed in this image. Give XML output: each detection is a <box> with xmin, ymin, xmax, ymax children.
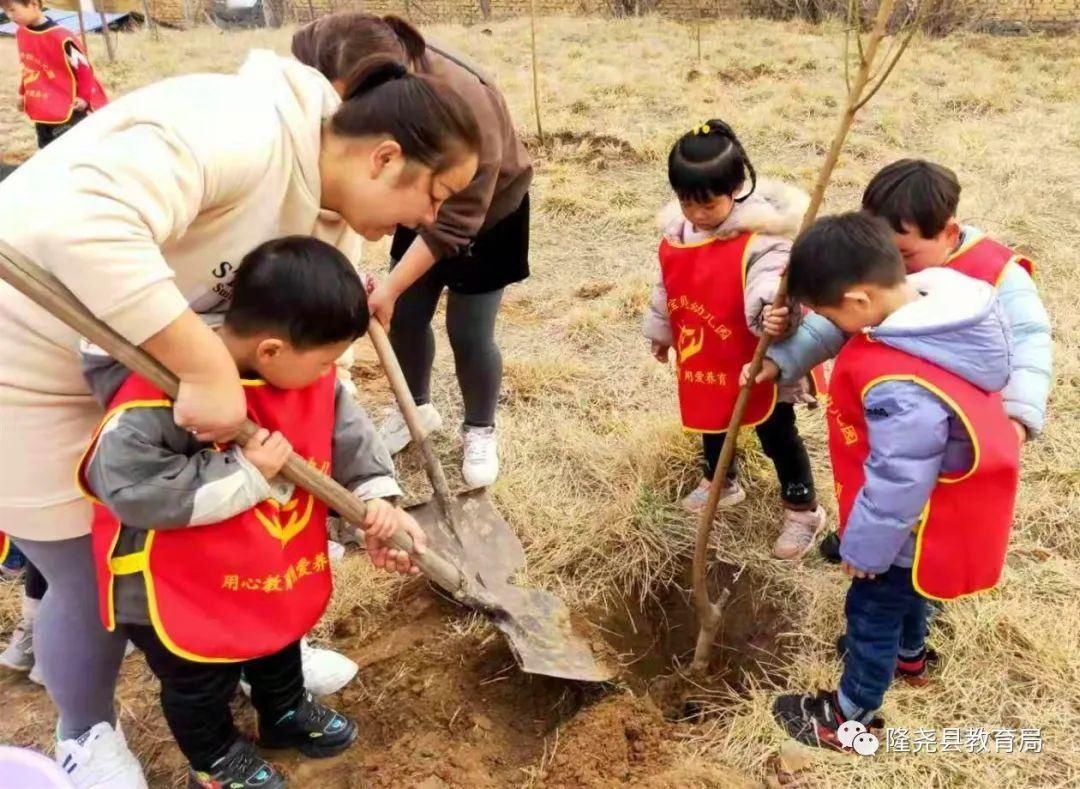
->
<box><xmin>1</xmin><ymin>14</ymin><xmax>1078</xmax><ymax>788</ymax></box>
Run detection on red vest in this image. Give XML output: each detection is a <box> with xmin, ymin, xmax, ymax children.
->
<box><xmin>0</xmin><ymin>531</ymin><xmax>9</xmax><ymax>566</ymax></box>
<box><xmin>18</xmin><ymin>25</ymin><xmax>107</xmax><ymax>123</ymax></box>
<box><xmin>80</xmin><ymin>374</ymin><xmax>336</xmax><ymax>663</ymax></box>
<box><xmin>659</xmin><ymin>233</ymin><xmax>777</xmax><ymax>432</ymax></box>
<box><xmin>946</xmin><ymin>236</ymin><xmax>1033</xmax><ymax>287</ymax></box>
<box><xmin>827</xmin><ymin>334</ymin><xmax>1019</xmax><ymax>601</ymax></box>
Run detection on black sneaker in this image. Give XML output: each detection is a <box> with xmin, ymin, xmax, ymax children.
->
<box><xmin>259</xmin><ymin>692</ymin><xmax>358</xmax><ymax>758</ymax></box>
<box><xmin>818</xmin><ymin>531</ymin><xmax>842</xmax><ymax>563</ymax></box>
<box><xmin>188</xmin><ymin>738</ymin><xmax>286</xmax><ymax>789</ymax></box>
<box><xmin>772</xmin><ymin>690</ymin><xmax>883</xmax><ymax>751</ymax></box>
<box><xmin>836</xmin><ymin>634</ymin><xmax>939</xmax><ymax>686</ymax></box>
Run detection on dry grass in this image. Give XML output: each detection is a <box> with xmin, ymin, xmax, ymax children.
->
<box><xmin>2</xmin><ymin>14</ymin><xmax>1080</xmax><ymax>788</ymax></box>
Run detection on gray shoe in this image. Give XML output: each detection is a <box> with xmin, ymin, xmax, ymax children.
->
<box><xmin>0</xmin><ymin>619</ymin><xmax>33</xmax><ymax>672</ymax></box>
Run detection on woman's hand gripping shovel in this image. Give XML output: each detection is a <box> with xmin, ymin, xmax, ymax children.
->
<box><xmin>0</xmin><ymin>240</ymin><xmax>611</xmax><ymax>683</ymax></box>
<box><xmin>367</xmin><ymin>320</ymin><xmax>612</xmax><ymax>681</ymax></box>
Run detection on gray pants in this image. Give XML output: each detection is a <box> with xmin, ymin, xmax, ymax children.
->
<box><xmin>11</xmin><ymin>534</ymin><xmax>127</xmax><ymax>739</ymax></box>
<box><xmin>390</xmin><ymin>267</ymin><xmax>504</xmax><ymax>428</ymax></box>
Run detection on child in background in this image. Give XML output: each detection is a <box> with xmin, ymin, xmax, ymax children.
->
<box><xmin>2</xmin><ymin>0</ymin><xmax>107</xmax><ymax>148</ymax></box>
<box><xmin>0</xmin><ymin>549</ymin><xmax>46</xmax><ymax>686</ymax></box>
<box><xmin>79</xmin><ymin>237</ymin><xmax>427</xmax><ymax>789</ymax></box>
<box><xmin>763</xmin><ymin>159</ymin><xmax>1050</xmax><ymax>562</ymax></box>
<box><xmin>643</xmin><ymin>120</ymin><xmax>825</xmax><ymax>559</ymax></box>
<box><xmin>769</xmin><ymin>213</ymin><xmax>1019</xmax><ymax>749</ymax></box>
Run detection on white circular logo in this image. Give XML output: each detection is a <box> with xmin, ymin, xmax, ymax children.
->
<box><xmin>852</xmin><ymin>731</ymin><xmax>881</xmax><ymax>756</ymax></box>
<box><xmin>837</xmin><ymin>720</ymin><xmax>867</xmax><ymax>749</ymax></box>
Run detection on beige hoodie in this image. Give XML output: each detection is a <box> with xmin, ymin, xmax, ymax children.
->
<box><xmin>0</xmin><ymin>51</ymin><xmax>363</xmax><ymax>540</ymax></box>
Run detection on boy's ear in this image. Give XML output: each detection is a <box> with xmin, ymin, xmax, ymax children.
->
<box><xmin>254</xmin><ymin>337</ymin><xmax>285</xmax><ymax>362</ymax></box>
<box><xmin>841</xmin><ymin>289</ymin><xmax>873</xmax><ymax>308</ymax></box>
<box><xmin>941</xmin><ymin>219</ymin><xmax>962</xmax><ymax>248</ymax></box>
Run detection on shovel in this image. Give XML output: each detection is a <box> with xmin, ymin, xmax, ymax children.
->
<box><xmin>367</xmin><ymin>320</ymin><xmax>611</xmax><ymax>681</ymax></box>
<box><xmin>0</xmin><ymin>241</ymin><xmax>613</xmax><ymax>683</ymax></box>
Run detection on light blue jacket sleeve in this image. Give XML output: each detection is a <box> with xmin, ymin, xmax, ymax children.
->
<box><xmin>997</xmin><ymin>263</ymin><xmax>1052</xmax><ymax>436</ymax></box>
<box><xmin>766</xmin><ymin>312</ymin><xmax>846</xmax><ymax>384</ymax></box>
<box><xmin>840</xmin><ymin>381</ymin><xmax>949</xmax><ymax>574</ymax></box>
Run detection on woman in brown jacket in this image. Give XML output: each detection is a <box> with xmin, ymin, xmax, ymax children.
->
<box><xmin>293</xmin><ymin>14</ymin><xmax>533</xmax><ymax>489</ymax></box>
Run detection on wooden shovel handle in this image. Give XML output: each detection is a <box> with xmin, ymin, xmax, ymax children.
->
<box><xmin>366</xmin><ymin>320</ymin><xmax>461</xmax><ymax>526</ymax></box>
<box><xmin>0</xmin><ymin>240</ymin><xmax>467</xmax><ymax>595</ymax></box>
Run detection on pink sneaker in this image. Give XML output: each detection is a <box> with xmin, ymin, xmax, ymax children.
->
<box><xmin>681</xmin><ymin>478</ymin><xmax>747</xmax><ymax>514</ymax></box>
<box><xmin>772</xmin><ymin>506</ymin><xmax>826</xmax><ymax>560</ymax></box>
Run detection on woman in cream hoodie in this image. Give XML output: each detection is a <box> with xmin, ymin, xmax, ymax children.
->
<box><xmin>0</xmin><ymin>49</ymin><xmax>479</xmax><ymax>787</ymax></box>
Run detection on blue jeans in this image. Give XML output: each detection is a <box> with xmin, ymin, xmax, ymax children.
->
<box><xmin>839</xmin><ymin>564</ymin><xmax>928</xmax><ymax>716</ymax></box>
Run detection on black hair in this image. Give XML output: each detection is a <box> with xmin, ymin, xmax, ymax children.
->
<box><xmin>667</xmin><ymin>119</ymin><xmax>757</xmax><ymax>204</ymax></box>
<box><xmin>861</xmin><ymin>158</ymin><xmax>961</xmax><ymax>239</ymax></box>
<box><xmin>224</xmin><ymin>237</ymin><xmax>369</xmax><ymax>350</ymax></box>
<box><xmin>787</xmin><ymin>212</ymin><xmax>905</xmax><ymax>307</ymax></box>
<box><xmin>330</xmin><ymin>54</ymin><xmax>481</xmax><ymax>175</ymax></box>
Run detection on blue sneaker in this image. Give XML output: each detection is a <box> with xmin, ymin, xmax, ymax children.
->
<box><xmin>188</xmin><ymin>738</ymin><xmax>285</xmax><ymax>788</ymax></box>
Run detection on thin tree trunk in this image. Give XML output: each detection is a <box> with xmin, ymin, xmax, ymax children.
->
<box><xmin>529</xmin><ymin>0</ymin><xmax>544</xmax><ymax>144</ymax></box>
<box><xmin>95</xmin><ymin>2</ymin><xmax>116</xmax><ymax>62</ymax></box>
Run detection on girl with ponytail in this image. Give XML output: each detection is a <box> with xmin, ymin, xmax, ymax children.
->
<box><xmin>294</xmin><ymin>12</ymin><xmax>533</xmax><ymax>490</ymax></box>
<box><xmin>643</xmin><ymin>120</ymin><xmax>827</xmax><ymax>560</ymax></box>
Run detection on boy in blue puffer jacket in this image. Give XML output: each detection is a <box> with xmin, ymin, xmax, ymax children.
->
<box><xmin>760</xmin><ymin>159</ymin><xmax>1050</xmax><ymax>562</ymax></box>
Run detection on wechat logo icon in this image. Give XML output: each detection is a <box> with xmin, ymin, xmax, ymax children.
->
<box><xmin>837</xmin><ymin>720</ymin><xmax>880</xmax><ymax>756</ymax></box>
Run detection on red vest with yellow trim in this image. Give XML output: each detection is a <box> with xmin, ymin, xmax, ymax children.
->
<box><xmin>0</xmin><ymin>531</ymin><xmax>9</xmax><ymax>566</ymax></box>
<box><xmin>17</xmin><ymin>25</ymin><xmax>107</xmax><ymax>123</ymax></box>
<box><xmin>827</xmin><ymin>334</ymin><xmax>1019</xmax><ymax>601</ymax></box>
<box><xmin>659</xmin><ymin>233</ymin><xmax>777</xmax><ymax>432</ymax></box>
<box><xmin>81</xmin><ymin>373</ymin><xmax>336</xmax><ymax>663</ymax></box>
<box><xmin>947</xmin><ymin>237</ymin><xmax>1034</xmax><ymax>287</ymax></box>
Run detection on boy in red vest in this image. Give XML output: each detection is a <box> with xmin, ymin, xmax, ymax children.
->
<box><xmin>3</xmin><ymin>0</ymin><xmax>107</xmax><ymax>148</ymax></box>
<box><xmin>769</xmin><ymin>213</ymin><xmax>1019</xmax><ymax>750</ymax></box>
<box><xmin>762</xmin><ymin>159</ymin><xmax>1050</xmax><ymax>563</ymax></box>
<box><xmin>79</xmin><ymin>237</ymin><xmax>427</xmax><ymax>788</ymax></box>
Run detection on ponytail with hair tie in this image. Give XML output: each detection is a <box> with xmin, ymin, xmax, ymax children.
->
<box><xmin>669</xmin><ymin>118</ymin><xmax>757</xmax><ymax>204</ymax></box>
<box><xmin>343</xmin><ymin>56</ymin><xmax>409</xmax><ymax>101</ymax></box>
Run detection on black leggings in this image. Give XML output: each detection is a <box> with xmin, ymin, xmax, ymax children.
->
<box><xmin>702</xmin><ymin>402</ymin><xmax>816</xmax><ymax>508</ymax></box>
<box><xmin>127</xmin><ymin>626</ymin><xmax>303</xmax><ymax>771</ymax></box>
<box><xmin>25</xmin><ymin>560</ymin><xmax>48</xmax><ymax>601</ymax></box>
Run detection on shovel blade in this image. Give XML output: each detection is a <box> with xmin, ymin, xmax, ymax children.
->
<box><xmin>406</xmin><ymin>489</ymin><xmax>525</xmax><ymax>586</ymax></box>
<box><xmin>405</xmin><ymin>495</ymin><xmax>613</xmax><ymax>683</ymax></box>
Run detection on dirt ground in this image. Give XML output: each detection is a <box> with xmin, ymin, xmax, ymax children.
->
<box><xmin>2</xmin><ymin>13</ymin><xmax>1079</xmax><ymax>789</ymax></box>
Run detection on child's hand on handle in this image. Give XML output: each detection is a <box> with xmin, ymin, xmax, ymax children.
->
<box><xmin>241</xmin><ymin>429</ymin><xmax>292</xmax><ymax>479</ymax></box>
<box><xmin>740</xmin><ymin>358</ymin><xmax>780</xmax><ymax>387</ymax></box>
<box><xmin>73</xmin><ymin>97</ymin><xmax>88</xmax><ymax>112</ymax></box>
<box><xmin>362</xmin><ymin>500</ymin><xmax>428</xmax><ymax>576</ymax></box>
<box><xmin>762</xmin><ymin>304</ymin><xmax>790</xmax><ymax>338</ymax></box>
<box><xmin>841</xmin><ymin>561</ymin><xmax>876</xmax><ymax>580</ymax></box>
<box><xmin>651</xmin><ymin>341</ymin><xmax>671</xmax><ymax>363</ymax></box>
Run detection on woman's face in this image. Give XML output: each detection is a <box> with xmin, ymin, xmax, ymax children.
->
<box><xmin>325</xmin><ymin>138</ymin><xmax>478</xmax><ymax>242</ymax></box>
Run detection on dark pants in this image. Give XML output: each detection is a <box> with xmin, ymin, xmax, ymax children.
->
<box><xmin>839</xmin><ymin>565</ymin><xmax>928</xmax><ymax>716</ymax></box>
<box><xmin>702</xmin><ymin>402</ymin><xmax>816</xmax><ymax>508</ymax></box>
<box><xmin>25</xmin><ymin>560</ymin><xmax>48</xmax><ymax>600</ymax></box>
<box><xmin>127</xmin><ymin>626</ymin><xmax>304</xmax><ymax>771</ymax></box>
<box><xmin>35</xmin><ymin>110</ymin><xmax>87</xmax><ymax>149</ymax></box>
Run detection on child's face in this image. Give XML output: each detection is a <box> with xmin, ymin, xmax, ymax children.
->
<box><xmin>252</xmin><ymin>338</ymin><xmax>354</xmax><ymax>390</ymax></box>
<box><xmin>4</xmin><ymin>1</ymin><xmax>44</xmax><ymax>26</ymax></box>
<box><xmin>892</xmin><ymin>220</ymin><xmax>961</xmax><ymax>272</ymax></box>
<box><xmin>679</xmin><ymin>195</ymin><xmax>735</xmax><ymax>232</ymax></box>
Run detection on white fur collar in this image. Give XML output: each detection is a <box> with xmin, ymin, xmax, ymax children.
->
<box><xmin>658</xmin><ymin>178</ymin><xmax>810</xmax><ymax>242</ymax></box>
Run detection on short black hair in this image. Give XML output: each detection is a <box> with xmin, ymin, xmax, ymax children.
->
<box><xmin>787</xmin><ymin>212</ymin><xmax>904</xmax><ymax>307</ymax></box>
<box><xmin>668</xmin><ymin>119</ymin><xmax>756</xmax><ymax>204</ymax></box>
<box><xmin>224</xmin><ymin>237</ymin><xmax>369</xmax><ymax>350</ymax></box>
<box><xmin>861</xmin><ymin>158</ymin><xmax>960</xmax><ymax>239</ymax></box>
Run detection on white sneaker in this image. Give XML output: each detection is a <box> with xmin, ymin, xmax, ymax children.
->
<box><xmin>461</xmin><ymin>425</ymin><xmax>499</xmax><ymax>489</ymax></box>
<box><xmin>0</xmin><ymin>618</ymin><xmax>33</xmax><ymax>672</ymax></box>
<box><xmin>29</xmin><ymin>661</ymin><xmax>44</xmax><ymax>686</ymax></box>
<box><xmin>240</xmin><ymin>639</ymin><xmax>358</xmax><ymax>698</ymax></box>
<box><xmin>681</xmin><ymin>478</ymin><xmax>747</xmax><ymax>514</ymax></box>
<box><xmin>300</xmin><ymin>639</ymin><xmax>358</xmax><ymax>696</ymax></box>
<box><xmin>55</xmin><ymin>721</ymin><xmax>148</xmax><ymax>789</ymax></box>
<box><xmin>379</xmin><ymin>403</ymin><xmax>443</xmax><ymax>455</ymax></box>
